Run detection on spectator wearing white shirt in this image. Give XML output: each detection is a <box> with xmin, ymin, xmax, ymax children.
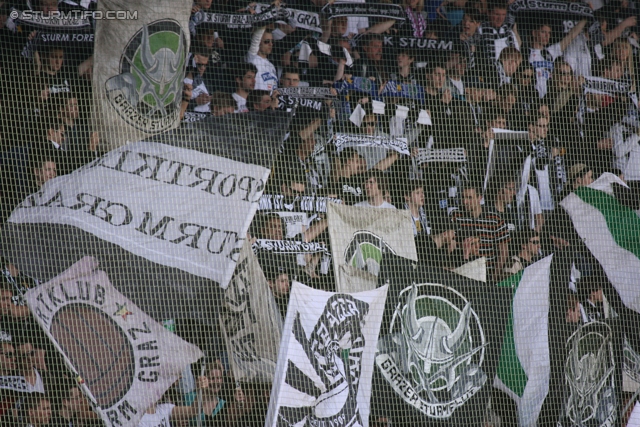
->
<box><xmin>340</xmin><ymin>0</ymin><xmax>369</xmax><ymax>37</ymax></box>
<box><xmin>355</xmin><ymin>170</ymin><xmax>396</xmax><ymax>209</ymax></box>
<box><xmin>524</xmin><ymin>20</ymin><xmax>586</xmax><ymax>98</ymax></box>
<box><xmin>246</xmin><ymin>28</ymin><xmax>278</xmax><ymax>91</ymax></box>
<box><xmin>232</xmin><ymin>63</ymin><xmax>257</xmax><ymax>113</ymax></box>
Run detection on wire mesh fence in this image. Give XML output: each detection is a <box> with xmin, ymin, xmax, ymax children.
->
<box><xmin>0</xmin><ymin>0</ymin><xmax>639</xmax><ymax>426</ymax></box>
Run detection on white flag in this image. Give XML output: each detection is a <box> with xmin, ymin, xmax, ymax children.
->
<box><xmin>24</xmin><ymin>257</ymin><xmax>203</xmax><ymax>427</ymax></box>
<box><xmin>220</xmin><ymin>242</ymin><xmax>282</xmax><ymax>383</ymax></box>
<box><xmin>9</xmin><ymin>141</ymin><xmax>269</xmax><ymax>289</ymax></box>
<box><xmin>266</xmin><ymin>281</ymin><xmax>388</xmax><ymax>427</ymax></box>
<box><xmin>327</xmin><ymin>202</ymin><xmax>417</xmax><ymax>292</ymax></box>
<box><xmin>93</xmin><ymin>0</ymin><xmax>192</xmax><ymax>150</ymax></box>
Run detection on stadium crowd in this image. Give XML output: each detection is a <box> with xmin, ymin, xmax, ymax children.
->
<box><xmin>1</xmin><ymin>0</ymin><xmax>640</xmax><ymax>426</ymax></box>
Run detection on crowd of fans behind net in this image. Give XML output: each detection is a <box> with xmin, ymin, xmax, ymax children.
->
<box><xmin>1</xmin><ymin>0</ymin><xmax>640</xmax><ymax>426</ymax></box>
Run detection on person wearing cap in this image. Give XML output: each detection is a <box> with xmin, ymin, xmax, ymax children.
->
<box><xmin>568</xmin><ymin>163</ymin><xmax>594</xmax><ymax>190</ymax></box>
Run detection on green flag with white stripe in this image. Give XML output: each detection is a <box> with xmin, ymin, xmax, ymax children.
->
<box><xmin>494</xmin><ymin>255</ymin><xmax>553</xmax><ymax>427</ymax></box>
<box><xmin>560</xmin><ymin>173</ymin><xmax>640</xmax><ymax>313</ymax></box>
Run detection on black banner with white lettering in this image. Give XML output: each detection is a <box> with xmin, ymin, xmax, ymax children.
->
<box><xmin>258</xmin><ymin>194</ymin><xmax>342</xmax><ymax>214</ymax></box>
<box><xmin>191</xmin><ymin>7</ymin><xmax>283</xmax><ymax>30</ymax></box>
<box><xmin>276</xmin><ymin>87</ymin><xmax>336</xmax><ymax>99</ymax></box>
<box><xmin>254</xmin><ymin>4</ymin><xmax>322</xmax><ymax>33</ymax></box>
<box><xmin>252</xmin><ymin>239</ymin><xmax>330</xmax><ymax>256</ymax></box>
<box><xmin>380</xmin><ymin>35</ymin><xmax>455</xmax><ymax>51</ymax></box>
<box><xmin>322</xmin><ymin>3</ymin><xmax>406</xmax><ymax>21</ymax></box>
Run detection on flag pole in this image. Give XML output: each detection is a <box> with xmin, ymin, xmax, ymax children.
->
<box><xmin>197</xmin><ymin>359</ymin><xmax>206</xmax><ymax>427</ymax></box>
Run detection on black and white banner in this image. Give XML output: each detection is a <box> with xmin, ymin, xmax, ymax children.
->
<box><xmin>11</xmin><ymin>8</ymin><xmax>92</xmax><ymax>29</ymax></box>
<box><xmin>583</xmin><ymin>76</ymin><xmax>632</xmax><ymax>95</ymax></box>
<box><xmin>219</xmin><ymin>243</ymin><xmax>282</xmax><ymax>383</ymax></box>
<box><xmin>277</xmin><ymin>211</ymin><xmax>309</xmax><ymax>239</ymax></box>
<box><xmin>327</xmin><ymin>203</ymin><xmax>417</xmax><ymax>293</ymax></box>
<box><xmin>191</xmin><ymin>7</ymin><xmax>282</xmax><ymax>30</ymax></box>
<box><xmin>94</xmin><ymin>0</ymin><xmax>191</xmax><ymax>148</ymax></box>
<box><xmin>266</xmin><ymin>281</ymin><xmax>388</xmax><ymax>427</ymax></box>
<box><xmin>322</xmin><ymin>3</ymin><xmax>406</xmax><ymax>21</ymax></box>
<box><xmin>0</xmin><ymin>376</ymin><xmax>30</xmax><ymax>393</ymax></box>
<box><xmin>374</xmin><ymin>254</ymin><xmax>511</xmax><ymax>426</ymax></box>
<box><xmin>415</xmin><ymin>148</ymin><xmax>467</xmax><ymax>165</ymax></box>
<box><xmin>24</xmin><ymin>257</ymin><xmax>203</xmax><ymax>427</ymax></box>
<box><xmin>254</xmin><ymin>4</ymin><xmax>322</xmax><ymax>33</ymax></box>
<box><xmin>31</xmin><ymin>30</ymin><xmax>94</xmax><ymax>45</ymax></box>
<box><xmin>334</xmin><ymin>133</ymin><xmax>411</xmax><ymax>156</ymax></box>
<box><xmin>509</xmin><ymin>0</ymin><xmax>593</xmax><ymax>17</ymax></box>
<box><xmin>380</xmin><ymin>35</ymin><xmax>455</xmax><ymax>51</ymax></box>
<box><xmin>277</xmin><ymin>95</ymin><xmax>326</xmax><ymax>112</ymax></box>
<box><xmin>252</xmin><ymin>239</ymin><xmax>330</xmax><ymax>256</ymax></box>
<box><xmin>276</xmin><ymin>87</ymin><xmax>336</xmax><ymax>99</ymax></box>
<box><xmin>9</xmin><ymin>141</ymin><xmax>269</xmax><ymax>289</ymax></box>
<box><xmin>181</xmin><ymin>112</ymin><xmax>208</xmax><ymax>123</ymax></box>
<box><xmin>258</xmin><ymin>194</ymin><xmax>343</xmax><ymax>214</ymax></box>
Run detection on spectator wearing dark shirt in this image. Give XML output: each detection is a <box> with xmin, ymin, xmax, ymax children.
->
<box><xmin>449</xmin><ymin>180</ymin><xmax>510</xmax><ymax>280</ymax></box>
<box><xmin>503</xmin><ymin>229</ymin><xmax>541</xmax><ymax>276</ymax></box>
<box><xmin>422</xmin><ymin>62</ymin><xmax>475</xmax><ymax>146</ymax></box>
<box><xmin>325</xmin><ymin>148</ymin><xmax>367</xmax><ymax>205</ymax></box>
<box><xmin>352</xmin><ymin>34</ymin><xmax>389</xmax><ymax>83</ymax></box>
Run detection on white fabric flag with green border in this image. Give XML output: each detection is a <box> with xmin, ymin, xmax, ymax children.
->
<box><xmin>560</xmin><ymin>173</ymin><xmax>640</xmax><ymax>313</ymax></box>
<box><xmin>494</xmin><ymin>255</ymin><xmax>553</xmax><ymax>427</ymax></box>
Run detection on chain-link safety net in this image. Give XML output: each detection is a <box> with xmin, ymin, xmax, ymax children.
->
<box><xmin>1</xmin><ymin>0</ymin><xmax>640</xmax><ymax>426</ymax></box>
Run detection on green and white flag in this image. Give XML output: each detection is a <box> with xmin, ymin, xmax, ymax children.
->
<box><xmin>560</xmin><ymin>173</ymin><xmax>640</xmax><ymax>313</ymax></box>
<box><xmin>327</xmin><ymin>202</ymin><xmax>417</xmax><ymax>293</ymax></box>
<box><xmin>93</xmin><ymin>0</ymin><xmax>192</xmax><ymax>150</ymax></box>
<box><xmin>494</xmin><ymin>255</ymin><xmax>553</xmax><ymax>427</ymax></box>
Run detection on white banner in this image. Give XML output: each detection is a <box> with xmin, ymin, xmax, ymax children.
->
<box><xmin>415</xmin><ymin>147</ymin><xmax>467</xmax><ymax>165</ymax></box>
<box><xmin>93</xmin><ymin>0</ymin><xmax>192</xmax><ymax>150</ymax></box>
<box><xmin>9</xmin><ymin>141</ymin><xmax>269</xmax><ymax>289</ymax></box>
<box><xmin>220</xmin><ymin>242</ymin><xmax>282</xmax><ymax>383</ymax></box>
<box><xmin>24</xmin><ymin>257</ymin><xmax>203</xmax><ymax>427</ymax></box>
<box><xmin>334</xmin><ymin>133</ymin><xmax>410</xmax><ymax>156</ymax></box>
<box><xmin>266</xmin><ymin>281</ymin><xmax>388</xmax><ymax>427</ymax></box>
<box><xmin>327</xmin><ymin>203</ymin><xmax>417</xmax><ymax>293</ymax></box>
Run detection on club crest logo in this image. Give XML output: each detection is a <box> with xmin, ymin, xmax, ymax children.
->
<box><xmin>564</xmin><ymin>321</ymin><xmax>616</xmax><ymax>427</ymax></box>
<box><xmin>105</xmin><ymin>20</ymin><xmax>187</xmax><ymax>133</ymax></box>
<box><xmin>344</xmin><ymin>231</ymin><xmax>396</xmax><ymax>277</ymax></box>
<box><xmin>376</xmin><ymin>283</ymin><xmax>487</xmax><ymax>419</ymax></box>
